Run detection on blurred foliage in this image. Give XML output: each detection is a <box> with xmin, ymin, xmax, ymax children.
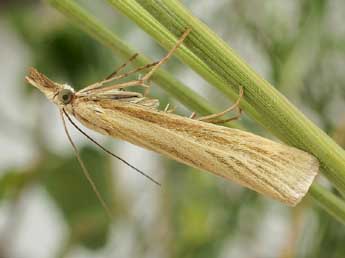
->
<box><xmin>39</xmin><ymin>147</ymin><xmax>114</xmax><ymax>250</ymax></box>
<box><xmin>0</xmin><ymin>147</ymin><xmax>115</xmax><ymax>251</ymax></box>
<box><xmin>0</xmin><ymin>1</ymin><xmax>344</xmax><ymax>258</ymax></box>
<box><xmin>165</xmin><ymin>162</ymin><xmax>262</xmax><ymax>258</ymax></box>
<box><xmin>7</xmin><ymin>5</ymin><xmax>118</xmax><ymax>90</ymax></box>
<box><xmin>0</xmin><ymin>168</ymin><xmax>37</xmax><ymax>201</ymax></box>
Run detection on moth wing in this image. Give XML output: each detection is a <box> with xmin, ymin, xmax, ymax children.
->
<box><xmin>73</xmin><ymin>99</ymin><xmax>318</xmax><ymax>206</ymax></box>
<box><xmin>86</xmin><ymin>89</ymin><xmax>160</xmax><ymax>109</ymax></box>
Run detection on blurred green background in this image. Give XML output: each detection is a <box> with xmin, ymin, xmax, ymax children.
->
<box><xmin>0</xmin><ymin>0</ymin><xmax>345</xmax><ymax>258</ymax></box>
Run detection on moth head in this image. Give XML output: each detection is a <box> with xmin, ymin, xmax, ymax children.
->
<box><xmin>25</xmin><ymin>67</ymin><xmax>75</xmax><ymax>106</ymax></box>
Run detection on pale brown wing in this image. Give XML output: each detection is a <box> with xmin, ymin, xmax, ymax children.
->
<box><xmin>80</xmin><ymin>89</ymin><xmax>160</xmax><ymax>109</ymax></box>
<box><xmin>71</xmin><ymin>98</ymin><xmax>318</xmax><ymax>206</ymax></box>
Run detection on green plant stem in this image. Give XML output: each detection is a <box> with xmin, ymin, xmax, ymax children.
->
<box><xmin>107</xmin><ymin>0</ymin><xmax>345</xmax><ymax>195</ymax></box>
<box><xmin>46</xmin><ymin>0</ymin><xmax>345</xmax><ymax>224</ymax></box>
<box><xmin>310</xmin><ymin>184</ymin><xmax>345</xmax><ymax>224</ymax></box>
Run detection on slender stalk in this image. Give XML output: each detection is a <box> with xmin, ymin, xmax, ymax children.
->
<box><xmin>46</xmin><ymin>0</ymin><xmax>345</xmax><ymax>223</ymax></box>
<box><xmin>107</xmin><ymin>0</ymin><xmax>345</xmax><ymax>195</ymax></box>
<box><xmin>310</xmin><ymin>184</ymin><xmax>345</xmax><ymax>224</ymax></box>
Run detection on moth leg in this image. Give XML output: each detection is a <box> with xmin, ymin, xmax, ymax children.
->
<box><xmin>197</xmin><ymin>102</ymin><xmax>238</xmax><ymax>122</ymax></box>
<box><xmin>143</xmin><ymin>80</ymin><xmax>152</xmax><ymax>96</ymax></box>
<box><xmin>189</xmin><ymin>112</ymin><xmax>197</xmax><ymax>119</ymax></box>
<box><xmin>105</xmin><ymin>53</ymin><xmax>139</xmax><ymax>80</ymax></box>
<box><xmin>98</xmin><ymin>28</ymin><xmax>191</xmax><ymax>91</ymax></box>
<box><xmin>116</xmin><ymin>28</ymin><xmax>191</xmax><ymax>89</ymax></box>
<box><xmin>79</xmin><ymin>57</ymin><xmax>158</xmax><ymax>94</ymax></box>
<box><xmin>80</xmin><ymin>53</ymin><xmax>139</xmax><ymax>91</ymax></box>
<box><xmin>164</xmin><ymin>103</ymin><xmax>170</xmax><ymax>112</ymax></box>
<box><xmin>204</xmin><ymin>108</ymin><xmax>243</xmax><ymax>124</ymax></box>
<box><xmin>111</xmin><ymin>62</ymin><xmax>159</xmax><ymax>82</ymax></box>
<box><xmin>98</xmin><ymin>59</ymin><xmax>158</xmax><ymax>88</ymax></box>
<box><xmin>79</xmin><ymin>28</ymin><xmax>191</xmax><ymax>95</ymax></box>
<box><xmin>162</xmin><ymin>103</ymin><xmax>176</xmax><ymax>113</ymax></box>
<box><xmin>197</xmin><ymin>86</ymin><xmax>244</xmax><ymax>123</ymax></box>
<box><xmin>141</xmin><ymin>28</ymin><xmax>192</xmax><ymax>82</ymax></box>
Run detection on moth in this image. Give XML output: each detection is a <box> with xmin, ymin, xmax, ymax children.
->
<box><xmin>26</xmin><ymin>29</ymin><xmax>318</xmax><ymax>207</ymax></box>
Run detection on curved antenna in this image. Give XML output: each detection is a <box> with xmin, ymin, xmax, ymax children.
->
<box><xmin>60</xmin><ymin>110</ymin><xmax>113</xmax><ymax>219</ymax></box>
<box><xmin>62</xmin><ymin>109</ymin><xmax>160</xmax><ymax>186</ymax></box>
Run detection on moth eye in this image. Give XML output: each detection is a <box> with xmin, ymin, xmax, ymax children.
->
<box><xmin>58</xmin><ymin>89</ymin><xmax>73</xmax><ymax>104</ymax></box>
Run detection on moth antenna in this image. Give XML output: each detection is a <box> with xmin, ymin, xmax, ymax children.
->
<box><xmin>60</xmin><ymin>110</ymin><xmax>113</xmax><ymax>219</ymax></box>
<box><xmin>62</xmin><ymin>109</ymin><xmax>161</xmax><ymax>186</ymax></box>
